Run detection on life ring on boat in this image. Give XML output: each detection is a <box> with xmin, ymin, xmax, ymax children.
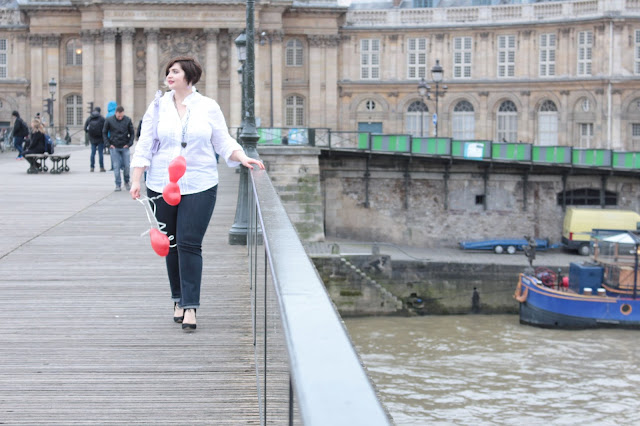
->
<box><xmin>514</xmin><ymin>280</ymin><xmax>529</xmax><ymax>303</ymax></box>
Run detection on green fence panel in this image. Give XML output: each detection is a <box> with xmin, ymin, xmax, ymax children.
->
<box><xmin>532</xmin><ymin>146</ymin><xmax>572</xmax><ymax>164</ymax></box>
<box><xmin>492</xmin><ymin>143</ymin><xmax>532</xmax><ymax>161</ymax></box>
<box><xmin>411</xmin><ymin>137</ymin><xmax>451</xmax><ymax>155</ymax></box>
<box><xmin>572</xmin><ymin>149</ymin><xmax>612</xmax><ymax>167</ymax></box>
<box><xmin>257</xmin><ymin>128</ymin><xmax>282</xmax><ymax>144</ymax></box>
<box><xmin>358</xmin><ymin>133</ymin><xmax>370</xmax><ymax>149</ymax></box>
<box><xmin>370</xmin><ymin>135</ymin><xmax>410</xmax><ymax>152</ymax></box>
<box><xmin>613</xmin><ymin>152</ymin><xmax>640</xmax><ymax>169</ymax></box>
<box><xmin>451</xmin><ymin>140</ymin><xmax>490</xmax><ymax>160</ymax></box>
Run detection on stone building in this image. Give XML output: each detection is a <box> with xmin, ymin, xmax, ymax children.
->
<box><xmin>0</xmin><ymin>0</ymin><xmax>639</xmax><ymax>150</ymax></box>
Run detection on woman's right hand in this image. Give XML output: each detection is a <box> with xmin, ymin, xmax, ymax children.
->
<box><xmin>130</xmin><ymin>181</ymin><xmax>141</xmax><ymax>200</ymax></box>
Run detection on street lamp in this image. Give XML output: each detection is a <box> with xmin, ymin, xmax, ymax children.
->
<box><xmin>47</xmin><ymin>77</ymin><xmax>57</xmax><ymax>135</ymax></box>
<box><xmin>417</xmin><ymin>77</ymin><xmax>430</xmax><ymax>137</ymax></box>
<box><xmin>229</xmin><ymin>0</ymin><xmax>261</xmax><ymax>245</ymax></box>
<box><xmin>259</xmin><ymin>31</ymin><xmax>274</xmax><ymax>128</ymax></box>
<box><xmin>429</xmin><ymin>59</ymin><xmax>447</xmax><ymax>138</ymax></box>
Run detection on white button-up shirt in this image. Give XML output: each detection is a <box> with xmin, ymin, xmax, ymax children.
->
<box><xmin>130</xmin><ymin>90</ymin><xmax>243</xmax><ymax>195</ymax></box>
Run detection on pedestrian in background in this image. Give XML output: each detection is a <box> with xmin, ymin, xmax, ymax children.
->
<box><xmin>11</xmin><ymin>110</ymin><xmax>29</xmax><ymax>160</ymax></box>
<box><xmin>84</xmin><ymin>107</ymin><xmax>106</xmax><ymax>172</ymax></box>
<box><xmin>103</xmin><ymin>105</ymin><xmax>134</xmax><ymax>191</ymax></box>
<box><xmin>129</xmin><ymin>56</ymin><xmax>264</xmax><ymax>331</ymax></box>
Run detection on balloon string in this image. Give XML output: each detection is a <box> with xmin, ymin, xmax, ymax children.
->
<box><xmin>136</xmin><ymin>195</ymin><xmax>176</xmax><ymax>247</ymax></box>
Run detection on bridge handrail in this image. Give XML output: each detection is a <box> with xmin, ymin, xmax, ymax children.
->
<box><xmin>248</xmin><ymin>167</ymin><xmax>390</xmax><ymax>425</ymax></box>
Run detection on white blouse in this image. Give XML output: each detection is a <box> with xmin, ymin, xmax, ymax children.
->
<box><xmin>130</xmin><ymin>90</ymin><xmax>243</xmax><ymax>195</ymax></box>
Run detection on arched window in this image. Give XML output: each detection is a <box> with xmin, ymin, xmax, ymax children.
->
<box><xmin>66</xmin><ymin>39</ymin><xmax>82</xmax><ymax>66</ymax></box>
<box><xmin>538</xmin><ymin>100</ymin><xmax>558</xmax><ymax>146</ymax></box>
<box><xmin>452</xmin><ymin>100</ymin><xmax>475</xmax><ymax>140</ymax></box>
<box><xmin>406</xmin><ymin>100</ymin><xmax>429</xmax><ymax>137</ymax></box>
<box><xmin>557</xmin><ymin>188</ymin><xmax>617</xmax><ymax>206</ymax></box>
<box><xmin>497</xmin><ymin>100</ymin><xmax>518</xmax><ymax>142</ymax></box>
<box><xmin>285</xmin><ymin>95</ymin><xmax>304</xmax><ymax>126</ymax></box>
<box><xmin>65</xmin><ymin>94</ymin><xmax>83</xmax><ymax>126</ymax></box>
<box><xmin>285</xmin><ymin>39</ymin><xmax>303</xmax><ymax>67</ymax></box>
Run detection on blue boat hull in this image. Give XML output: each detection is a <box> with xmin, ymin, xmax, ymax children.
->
<box><xmin>516</xmin><ymin>274</ymin><xmax>640</xmax><ymax>329</ymax></box>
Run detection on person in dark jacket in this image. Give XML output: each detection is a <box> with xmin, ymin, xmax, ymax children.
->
<box><xmin>23</xmin><ymin>118</ymin><xmax>46</xmax><ymax>172</ymax></box>
<box><xmin>84</xmin><ymin>107</ymin><xmax>106</xmax><ymax>172</ymax></box>
<box><xmin>103</xmin><ymin>105</ymin><xmax>135</xmax><ymax>191</ymax></box>
<box><xmin>11</xmin><ymin>110</ymin><xmax>29</xmax><ymax>160</ymax></box>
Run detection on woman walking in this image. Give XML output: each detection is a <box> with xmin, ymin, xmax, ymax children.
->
<box><xmin>129</xmin><ymin>56</ymin><xmax>264</xmax><ymax>331</ymax></box>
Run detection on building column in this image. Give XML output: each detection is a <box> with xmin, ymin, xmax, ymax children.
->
<box><xmin>81</xmin><ymin>30</ymin><xmax>96</xmax><ymax>124</ymax></box>
<box><xmin>325</xmin><ymin>35</ymin><xmax>340</xmax><ymax>130</ymax></box>
<box><xmin>29</xmin><ymin>35</ymin><xmax>43</xmax><ymax>119</ymax></box>
<box><xmin>272</xmin><ymin>31</ymin><xmax>284</xmax><ymax>128</ymax></box>
<box><xmin>229</xmin><ymin>29</ymin><xmax>242</xmax><ymax>129</ymax></box>
<box><xmin>145</xmin><ymin>28</ymin><xmax>160</xmax><ymax>105</ymax></box>
<box><xmin>102</xmin><ymin>29</ymin><xmax>117</xmax><ymax>110</ymax></box>
<box><xmin>308</xmin><ymin>36</ymin><xmax>323</xmax><ymax>128</ymax></box>
<box><xmin>44</xmin><ymin>35</ymin><xmax>60</xmax><ymax>131</ymax></box>
<box><xmin>611</xmin><ymin>89</ymin><xmax>623</xmax><ymax>149</ymax></box>
<box><xmin>204</xmin><ymin>29</ymin><xmax>219</xmax><ymax>100</ymax></box>
<box><xmin>13</xmin><ymin>34</ymin><xmax>28</xmax><ymax>80</ymax></box>
<box><xmin>121</xmin><ymin>28</ymin><xmax>135</xmax><ymax>119</ymax></box>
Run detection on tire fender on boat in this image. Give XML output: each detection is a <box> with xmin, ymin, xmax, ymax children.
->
<box><xmin>514</xmin><ymin>280</ymin><xmax>529</xmax><ymax>303</ymax></box>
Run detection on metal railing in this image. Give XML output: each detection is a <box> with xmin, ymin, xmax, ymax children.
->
<box><xmin>246</xmin><ymin>165</ymin><xmax>390</xmax><ymax>425</ymax></box>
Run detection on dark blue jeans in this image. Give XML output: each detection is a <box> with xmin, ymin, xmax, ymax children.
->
<box><xmin>148</xmin><ymin>185</ymin><xmax>218</xmax><ymax>309</ymax></box>
<box><xmin>13</xmin><ymin>136</ymin><xmax>24</xmax><ymax>157</ymax></box>
<box><xmin>90</xmin><ymin>142</ymin><xmax>104</xmax><ymax>169</ymax></box>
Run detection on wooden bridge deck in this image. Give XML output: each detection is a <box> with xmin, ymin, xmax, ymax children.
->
<box><xmin>0</xmin><ymin>146</ymin><xmax>269</xmax><ymax>424</ymax></box>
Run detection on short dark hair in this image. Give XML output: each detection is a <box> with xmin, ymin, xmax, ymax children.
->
<box><xmin>116</xmin><ymin>106</ymin><xmax>124</xmax><ymax>113</ymax></box>
<box><xmin>94</xmin><ymin>106</ymin><xmax>101</xmax><ymax>113</ymax></box>
<box><xmin>11</xmin><ymin>110</ymin><xmax>19</xmax><ymax>118</ymax></box>
<box><xmin>165</xmin><ymin>56</ymin><xmax>202</xmax><ymax>86</ymax></box>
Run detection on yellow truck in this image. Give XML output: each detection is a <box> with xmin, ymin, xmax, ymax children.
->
<box><xmin>562</xmin><ymin>207</ymin><xmax>640</xmax><ymax>255</ymax></box>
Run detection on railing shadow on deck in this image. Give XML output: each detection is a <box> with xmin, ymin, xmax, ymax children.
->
<box><xmin>246</xmin><ymin>167</ymin><xmax>391</xmax><ymax>425</ymax></box>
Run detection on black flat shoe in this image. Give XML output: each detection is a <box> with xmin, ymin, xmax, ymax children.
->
<box><xmin>182</xmin><ymin>309</ymin><xmax>196</xmax><ymax>331</ymax></box>
<box><xmin>173</xmin><ymin>302</ymin><xmax>184</xmax><ymax>323</ymax></box>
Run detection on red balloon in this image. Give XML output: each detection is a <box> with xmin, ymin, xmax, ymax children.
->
<box><xmin>163</xmin><ymin>182</ymin><xmax>181</xmax><ymax>206</ymax></box>
<box><xmin>168</xmin><ymin>156</ymin><xmax>187</xmax><ymax>183</ymax></box>
<box><xmin>149</xmin><ymin>228</ymin><xmax>170</xmax><ymax>257</ymax></box>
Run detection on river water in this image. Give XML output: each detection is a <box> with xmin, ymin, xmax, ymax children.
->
<box><xmin>344</xmin><ymin>315</ymin><xmax>640</xmax><ymax>425</ymax></box>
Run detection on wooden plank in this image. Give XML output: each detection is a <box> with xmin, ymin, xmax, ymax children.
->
<box><xmin>0</xmin><ymin>147</ymin><xmax>289</xmax><ymax>423</ymax></box>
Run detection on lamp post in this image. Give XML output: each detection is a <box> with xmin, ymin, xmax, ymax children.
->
<box><xmin>47</xmin><ymin>77</ymin><xmax>57</xmax><ymax>135</ymax></box>
<box><xmin>229</xmin><ymin>0</ymin><xmax>260</xmax><ymax>245</ymax></box>
<box><xmin>259</xmin><ymin>31</ymin><xmax>274</xmax><ymax>128</ymax></box>
<box><xmin>417</xmin><ymin>78</ymin><xmax>430</xmax><ymax>138</ymax></box>
<box><xmin>430</xmin><ymin>59</ymin><xmax>447</xmax><ymax>138</ymax></box>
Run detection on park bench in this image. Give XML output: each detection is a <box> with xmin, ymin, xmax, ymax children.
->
<box><xmin>24</xmin><ymin>153</ymin><xmax>71</xmax><ymax>174</ymax></box>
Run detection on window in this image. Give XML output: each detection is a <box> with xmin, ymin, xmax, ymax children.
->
<box><xmin>413</xmin><ymin>0</ymin><xmax>433</xmax><ymax>6</ymax></box>
<box><xmin>285</xmin><ymin>95</ymin><xmax>304</xmax><ymax>127</ymax></box>
<box><xmin>453</xmin><ymin>37</ymin><xmax>472</xmax><ymax>79</ymax></box>
<box><xmin>497</xmin><ymin>35</ymin><xmax>515</xmax><ymax>77</ymax></box>
<box><xmin>0</xmin><ymin>39</ymin><xmax>6</xmax><ymax>78</ymax></box>
<box><xmin>407</xmin><ymin>38</ymin><xmax>427</xmax><ymax>79</ymax></box>
<box><xmin>285</xmin><ymin>39</ymin><xmax>303</xmax><ymax>67</ymax></box>
<box><xmin>632</xmin><ymin>123</ymin><xmax>640</xmax><ymax>150</ymax></box>
<box><xmin>406</xmin><ymin>100</ymin><xmax>429</xmax><ymax>137</ymax></box>
<box><xmin>539</xmin><ymin>33</ymin><xmax>556</xmax><ymax>77</ymax></box>
<box><xmin>361</xmin><ymin>39</ymin><xmax>380</xmax><ymax>80</ymax></box>
<box><xmin>452</xmin><ymin>100</ymin><xmax>475</xmax><ymax>140</ymax></box>
<box><xmin>577</xmin><ymin>31</ymin><xmax>592</xmax><ymax>76</ymax></box>
<box><xmin>538</xmin><ymin>100</ymin><xmax>558</xmax><ymax>146</ymax></box>
<box><xmin>635</xmin><ymin>30</ymin><xmax>640</xmax><ymax>74</ymax></box>
<box><xmin>66</xmin><ymin>39</ymin><xmax>83</xmax><ymax>66</ymax></box>
<box><xmin>579</xmin><ymin>123</ymin><xmax>594</xmax><ymax>148</ymax></box>
<box><xmin>556</xmin><ymin>188</ymin><xmax>617</xmax><ymax>207</ymax></box>
<box><xmin>65</xmin><ymin>95</ymin><xmax>83</xmax><ymax>126</ymax></box>
<box><xmin>497</xmin><ymin>100</ymin><xmax>518</xmax><ymax>142</ymax></box>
